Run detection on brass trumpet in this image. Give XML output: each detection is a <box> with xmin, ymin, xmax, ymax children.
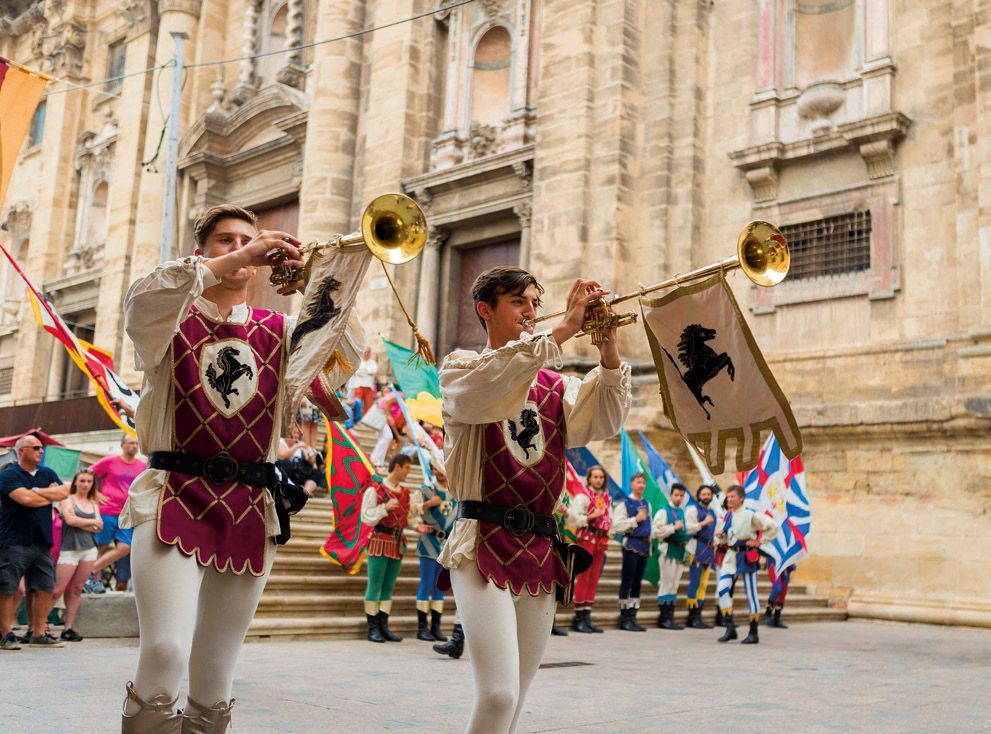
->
<box><xmin>534</xmin><ymin>221</ymin><xmax>790</xmax><ymax>344</ymax></box>
<box><xmin>269</xmin><ymin>192</ymin><xmax>427</xmax><ymax>287</ymax></box>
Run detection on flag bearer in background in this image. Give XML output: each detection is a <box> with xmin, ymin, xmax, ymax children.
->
<box><xmin>437</xmin><ymin>267</ymin><xmax>630</xmax><ymax>734</ymax></box>
<box><xmin>764</xmin><ymin>561</ymin><xmax>795</xmax><ymax>629</ymax></box>
<box><xmin>361</xmin><ymin>454</ymin><xmax>426</xmax><ymax>643</ymax></box>
<box><xmin>611</xmin><ymin>472</ymin><xmax>653</xmax><ymax>632</ymax></box>
<box><xmin>415</xmin><ymin>464</ymin><xmax>452</xmax><ymax>642</ymax></box>
<box><xmin>652</xmin><ymin>482</ymin><xmax>692</xmax><ymax>630</ymax></box>
<box><xmin>714</xmin><ymin>485</ymin><xmax>778</xmax><ymax>644</ymax></box>
<box><xmin>568</xmin><ymin>465</ymin><xmax>612</xmax><ymax>633</ymax></box>
<box><xmin>684</xmin><ymin>483</ymin><xmax>719</xmax><ymax>629</ymax></box>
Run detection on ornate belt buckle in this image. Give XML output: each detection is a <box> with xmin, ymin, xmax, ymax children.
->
<box><xmin>203</xmin><ymin>451</ymin><xmax>239</xmax><ymax>483</ymax></box>
<box><xmin>504</xmin><ymin>504</ymin><xmax>535</xmax><ymax>536</ymax></box>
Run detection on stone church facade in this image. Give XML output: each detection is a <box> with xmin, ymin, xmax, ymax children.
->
<box><xmin>1</xmin><ymin>0</ymin><xmax>989</xmax><ymax>625</ymax></box>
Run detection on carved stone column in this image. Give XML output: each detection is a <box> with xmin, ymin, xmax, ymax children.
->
<box><xmin>231</xmin><ymin>0</ymin><xmax>261</xmax><ymax>105</ymax></box>
<box><xmin>514</xmin><ymin>200</ymin><xmax>532</xmax><ymax>269</ymax></box>
<box><xmin>416</xmin><ymin>227</ymin><xmax>447</xmax><ymax>348</ymax></box>
<box><xmin>276</xmin><ymin>0</ymin><xmax>307</xmax><ymax>89</ymax></box>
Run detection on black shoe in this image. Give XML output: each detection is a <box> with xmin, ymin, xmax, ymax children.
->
<box><xmin>687</xmin><ymin>606</ymin><xmax>706</xmax><ymax>630</ymax></box>
<box><xmin>551</xmin><ymin>624</ymin><xmax>569</xmax><ymax>636</ymax></box>
<box><xmin>16</xmin><ymin>629</ymin><xmax>33</xmax><ymax>644</ymax></box>
<box><xmin>366</xmin><ymin>613</ymin><xmax>386</xmax><ymax>643</ymax></box>
<box><xmin>771</xmin><ymin>608</ymin><xmax>789</xmax><ymax>629</ymax></box>
<box><xmin>714</xmin><ymin>607</ymin><xmax>725</xmax><ymax>627</ymax></box>
<box><xmin>741</xmin><ymin>619</ymin><xmax>760</xmax><ymax>644</ymax></box>
<box><xmin>60</xmin><ymin>628</ymin><xmax>83</xmax><ymax>642</ymax></box>
<box><xmin>718</xmin><ymin>616</ymin><xmax>737</xmax><ymax>642</ymax></box>
<box><xmin>378</xmin><ymin>612</ymin><xmax>403</xmax><ymax>642</ymax></box>
<box><xmin>572</xmin><ymin>610</ymin><xmax>594</xmax><ymax>634</ymax></box>
<box><xmin>618</xmin><ymin>608</ymin><xmax>636</xmax><ymax>632</ymax></box>
<box><xmin>416</xmin><ymin>610</ymin><xmax>436</xmax><ymax>641</ymax></box>
<box><xmin>430</xmin><ymin>610</ymin><xmax>447</xmax><ymax>642</ymax></box>
<box><xmin>433</xmin><ymin>623</ymin><xmax>464</xmax><ymax>658</ymax></box>
<box><xmin>659</xmin><ymin>602</ymin><xmax>683</xmax><ymax>631</ymax></box>
<box><xmin>628</xmin><ymin>608</ymin><xmax>646</xmax><ymax>632</ymax></box>
<box><xmin>586</xmin><ymin>610</ymin><xmax>604</xmax><ymax>633</ymax></box>
<box><xmin>28</xmin><ymin>634</ymin><xmax>64</xmax><ymax>648</ymax></box>
<box><xmin>763</xmin><ymin>605</ymin><xmax>774</xmax><ymax>626</ymax></box>
<box><xmin>696</xmin><ymin>600</ymin><xmax>714</xmax><ymax>628</ymax></box>
<box><xmin>1</xmin><ymin>632</ymin><xmax>21</xmax><ymax>651</ymax></box>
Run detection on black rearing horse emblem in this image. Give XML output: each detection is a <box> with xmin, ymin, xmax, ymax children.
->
<box><xmin>507</xmin><ymin>408</ymin><xmax>540</xmax><ymax>459</ymax></box>
<box><xmin>662</xmin><ymin>324</ymin><xmax>734</xmax><ymax>420</ymax></box>
<box><xmin>205</xmin><ymin>346</ymin><xmax>254</xmax><ymax>409</ymax></box>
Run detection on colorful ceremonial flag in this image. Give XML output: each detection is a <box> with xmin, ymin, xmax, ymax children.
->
<box><xmin>565</xmin><ymin>446</ymin><xmax>623</xmax><ymax>500</ymax></box>
<box><xmin>742</xmin><ymin>433</ymin><xmax>810</xmax><ymax>571</ymax></box>
<box><xmin>0</xmin><ymin>242</ymin><xmax>139</xmax><ymax>434</ymax></box>
<box><xmin>620</xmin><ymin>429</ymin><xmax>669</xmax><ymax>587</ymax></box>
<box><xmin>556</xmin><ymin>460</ymin><xmax>588</xmax><ymax>543</ymax></box>
<box><xmin>0</xmin><ymin>58</ymin><xmax>48</xmax><ymax>207</ymax></box>
<box><xmin>381</xmin><ymin>337</ymin><xmax>441</xmax><ymax>398</ymax></box>
<box><xmin>640</xmin><ymin>272</ymin><xmax>802</xmax><ymax>474</ymax></box>
<box><xmin>320</xmin><ymin>419</ymin><xmax>378</xmax><ymax>574</ymax></box>
<box><xmin>638</xmin><ymin>431</ymin><xmax>698</xmax><ymax>510</ymax></box>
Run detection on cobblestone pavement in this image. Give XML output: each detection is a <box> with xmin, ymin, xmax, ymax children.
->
<box><xmin>2</xmin><ymin>620</ymin><xmax>989</xmax><ymax>733</ymax></box>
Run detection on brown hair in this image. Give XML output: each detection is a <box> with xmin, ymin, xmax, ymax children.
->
<box><xmin>192</xmin><ymin>204</ymin><xmax>258</xmax><ymax>247</ymax></box>
<box><xmin>471</xmin><ymin>266</ymin><xmax>544</xmax><ymax>331</ymax></box>
<box><xmin>585</xmin><ymin>465</ymin><xmax>607</xmax><ymax>485</ymax></box>
<box><xmin>726</xmin><ymin>484</ymin><xmax>746</xmax><ymax>501</ymax></box>
<box><xmin>69</xmin><ymin>469</ymin><xmax>102</xmax><ymax>504</ymax></box>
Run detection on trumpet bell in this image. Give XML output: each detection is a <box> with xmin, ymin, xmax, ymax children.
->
<box><xmin>359</xmin><ymin>193</ymin><xmax>427</xmax><ymax>264</ymax></box>
<box><xmin>738</xmin><ymin>220</ymin><xmax>789</xmax><ymax>287</ymax></box>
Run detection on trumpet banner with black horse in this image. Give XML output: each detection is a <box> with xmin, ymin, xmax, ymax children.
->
<box><xmin>640</xmin><ymin>273</ymin><xmax>802</xmax><ymax>474</ymax></box>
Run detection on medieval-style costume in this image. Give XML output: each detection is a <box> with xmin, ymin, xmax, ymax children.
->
<box><xmin>715</xmin><ymin>507</ymin><xmax>778</xmax><ymax>644</ymax></box>
<box><xmin>652</xmin><ymin>497</ymin><xmax>693</xmax><ymax>630</ymax></box>
<box><xmin>611</xmin><ymin>495</ymin><xmax>653</xmax><ymax>632</ymax></box>
<box><xmin>684</xmin><ymin>496</ymin><xmax>721</xmax><ymax>629</ymax></box>
<box><xmin>567</xmin><ymin>483</ymin><xmax>612</xmax><ymax>633</ymax></box>
<box><xmin>361</xmin><ymin>476</ymin><xmax>423</xmax><ymax>643</ymax></box>
<box><xmin>438</xmin><ymin>331</ymin><xmax>630</xmax><ymax>734</ymax></box>
<box><xmin>764</xmin><ymin>561</ymin><xmax>795</xmax><ymax>629</ymax></box>
<box><xmin>415</xmin><ymin>480</ymin><xmax>455</xmax><ymax>641</ymax></box>
<box><xmin>119</xmin><ymin>250</ymin><xmax>368</xmax><ymax>732</ymax></box>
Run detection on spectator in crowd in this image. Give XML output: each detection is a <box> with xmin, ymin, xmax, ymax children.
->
<box><xmin>90</xmin><ymin>435</ymin><xmax>146</xmax><ymax>591</ymax></box>
<box><xmin>51</xmin><ymin>469</ymin><xmax>103</xmax><ymax>642</ymax></box>
<box><xmin>278</xmin><ymin>427</ymin><xmax>323</xmax><ymax>497</ymax></box>
<box><xmin>296</xmin><ymin>396</ymin><xmax>321</xmax><ymax>448</ymax></box>
<box><xmin>349</xmin><ymin>346</ymin><xmax>378</xmax><ymax>414</ymax></box>
<box><xmin>369</xmin><ymin>384</ymin><xmax>406</xmax><ymax>467</ymax></box>
<box><xmin>421</xmin><ymin>421</ymin><xmax>444</xmax><ymax>451</ymax></box>
<box><xmin>0</xmin><ymin>435</ymin><xmax>69</xmax><ymax>649</ymax></box>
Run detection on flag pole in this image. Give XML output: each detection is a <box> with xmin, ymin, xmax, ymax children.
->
<box><xmin>160</xmin><ymin>32</ymin><xmax>188</xmax><ymax>263</ymax></box>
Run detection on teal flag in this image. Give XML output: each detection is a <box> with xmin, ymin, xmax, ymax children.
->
<box><xmin>620</xmin><ymin>429</ymin><xmax>669</xmax><ymax>587</ymax></box>
<box><xmin>41</xmin><ymin>446</ymin><xmax>80</xmax><ymax>481</ymax></box>
<box><xmin>381</xmin><ymin>338</ymin><xmax>441</xmax><ymax>399</ymax></box>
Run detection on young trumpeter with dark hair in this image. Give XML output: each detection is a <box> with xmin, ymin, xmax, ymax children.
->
<box><xmin>437</xmin><ymin>267</ymin><xmax>631</xmax><ymax>733</ymax></box>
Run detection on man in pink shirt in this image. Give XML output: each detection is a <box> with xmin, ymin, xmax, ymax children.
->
<box><xmin>91</xmin><ymin>435</ymin><xmax>146</xmax><ymax>590</ymax></box>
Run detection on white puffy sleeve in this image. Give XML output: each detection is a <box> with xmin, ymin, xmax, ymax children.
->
<box><xmin>684</xmin><ymin>505</ymin><xmax>702</xmax><ymax>536</ymax></box>
<box><xmin>753</xmin><ymin>511</ymin><xmax>779</xmax><ymax>543</ymax></box>
<box><xmin>611</xmin><ymin>502</ymin><xmax>635</xmax><ymax>534</ymax></box>
<box><xmin>568</xmin><ymin>493</ymin><xmax>591</xmax><ymax>529</ymax></box>
<box><xmin>652</xmin><ymin>508</ymin><xmax>676</xmax><ymax>541</ymax></box>
<box><xmin>561</xmin><ymin>365</ymin><xmax>632</xmax><ymax>448</ymax></box>
<box><xmin>124</xmin><ymin>257</ymin><xmax>219</xmax><ymax>370</ymax></box>
<box><xmin>360</xmin><ymin>486</ymin><xmax>387</xmax><ymax>526</ymax></box>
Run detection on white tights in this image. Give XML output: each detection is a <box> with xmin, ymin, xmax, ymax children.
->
<box><xmin>451</xmin><ymin>565</ymin><xmax>556</xmax><ymax>734</ymax></box>
<box><xmin>125</xmin><ymin>522</ymin><xmax>274</xmax><ymax>714</ymax></box>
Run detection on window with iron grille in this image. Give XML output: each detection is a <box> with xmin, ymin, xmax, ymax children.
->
<box><xmin>781</xmin><ymin>211</ymin><xmax>871</xmax><ymax>280</ymax></box>
<box><xmin>0</xmin><ymin>368</ymin><xmax>13</xmax><ymax>395</ymax></box>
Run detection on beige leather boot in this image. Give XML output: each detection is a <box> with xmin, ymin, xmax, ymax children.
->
<box><xmin>180</xmin><ymin>696</ymin><xmax>235</xmax><ymax>734</ymax></box>
<box><xmin>121</xmin><ymin>681</ymin><xmax>182</xmax><ymax>734</ymax></box>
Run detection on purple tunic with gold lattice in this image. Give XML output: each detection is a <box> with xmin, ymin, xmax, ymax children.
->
<box><xmin>156</xmin><ymin>306</ymin><xmax>285</xmax><ymax>576</ymax></box>
<box><xmin>475</xmin><ymin>368</ymin><xmax>570</xmax><ymax>596</ymax></box>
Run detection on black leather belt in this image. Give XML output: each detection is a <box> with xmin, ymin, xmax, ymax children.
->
<box><xmin>459</xmin><ymin>500</ymin><xmax>556</xmax><ymax>537</ymax></box>
<box><xmin>149</xmin><ymin>450</ymin><xmax>273</xmax><ymax>487</ymax></box>
<box><xmin>373</xmin><ymin>526</ymin><xmax>402</xmax><ymax>537</ymax></box>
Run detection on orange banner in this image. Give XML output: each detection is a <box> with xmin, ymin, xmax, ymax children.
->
<box><xmin>0</xmin><ymin>59</ymin><xmax>48</xmax><ymax>208</ymax></box>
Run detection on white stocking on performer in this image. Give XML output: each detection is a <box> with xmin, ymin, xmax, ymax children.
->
<box><xmin>118</xmin><ymin>205</ymin><xmax>369</xmax><ymax>733</ymax></box>
<box><xmin>438</xmin><ymin>267</ymin><xmax>630</xmax><ymax>733</ymax></box>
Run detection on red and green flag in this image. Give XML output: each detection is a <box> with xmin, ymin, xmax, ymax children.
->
<box><xmin>320</xmin><ymin>419</ymin><xmax>378</xmax><ymax>574</ymax></box>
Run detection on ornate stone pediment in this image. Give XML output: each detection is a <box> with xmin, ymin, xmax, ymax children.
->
<box><xmin>31</xmin><ymin>17</ymin><xmax>86</xmax><ymax>79</ymax></box>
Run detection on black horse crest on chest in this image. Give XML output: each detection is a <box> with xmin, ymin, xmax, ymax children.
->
<box><xmin>204</xmin><ymin>344</ymin><xmax>255</xmax><ymax>411</ymax></box>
